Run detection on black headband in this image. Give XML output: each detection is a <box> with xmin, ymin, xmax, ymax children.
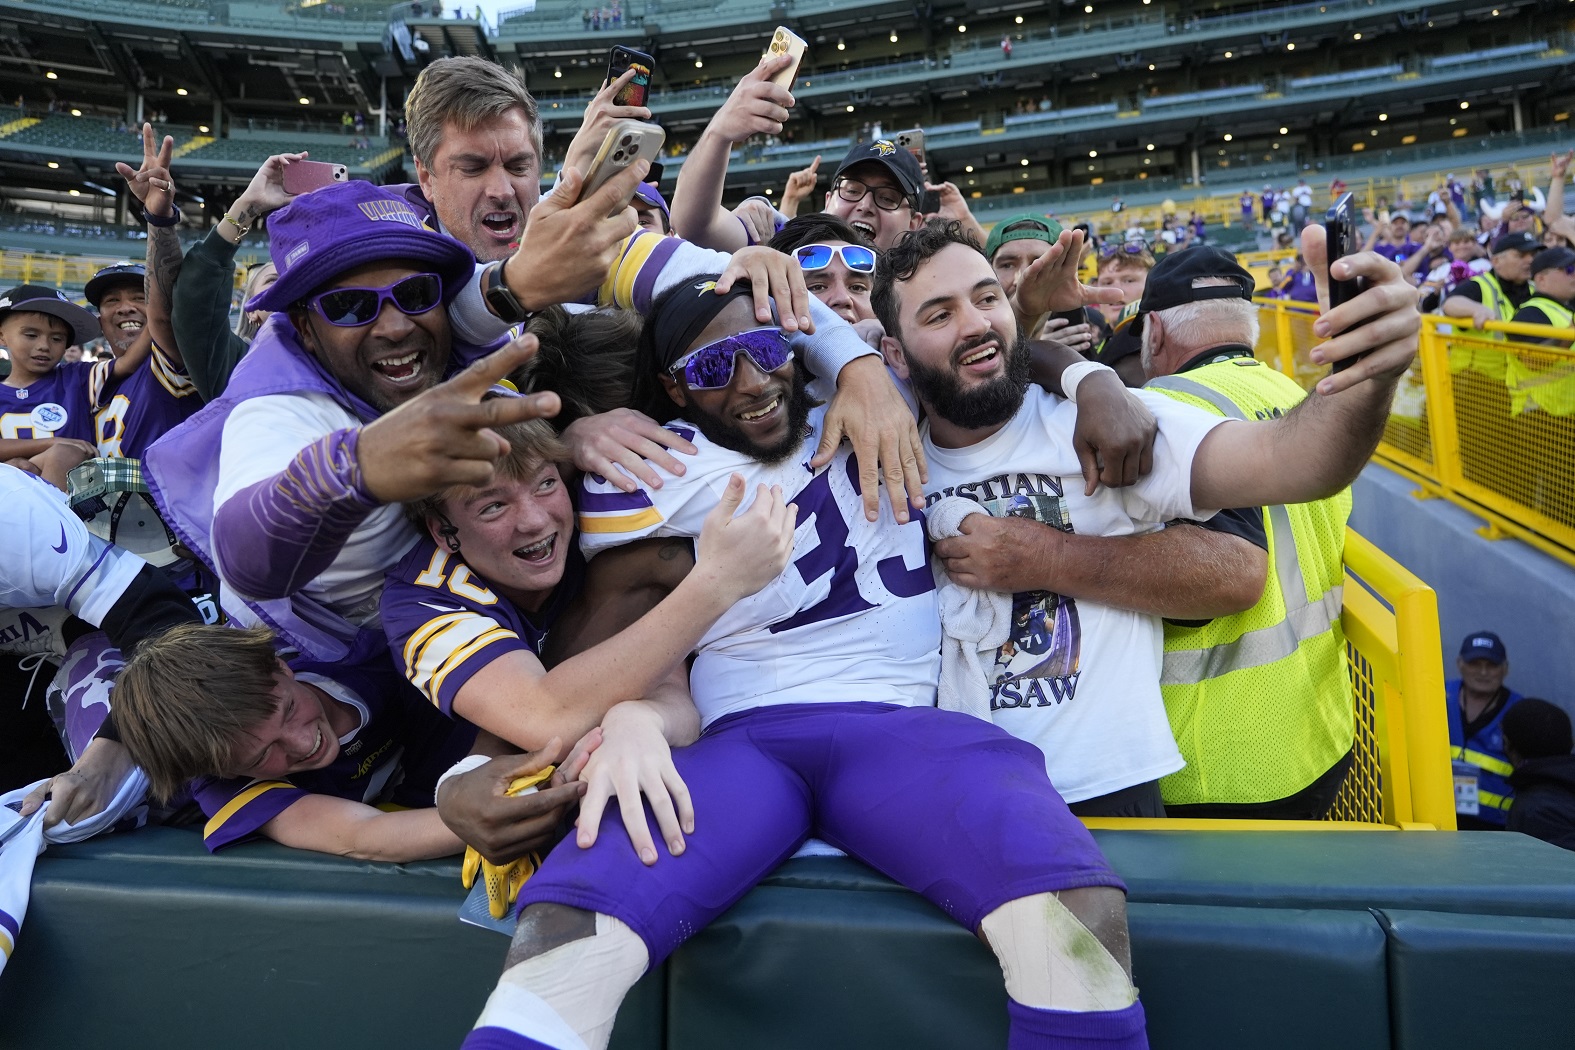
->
<box><xmin>652</xmin><ymin>276</ymin><xmax>761</xmax><ymax>370</ymax></box>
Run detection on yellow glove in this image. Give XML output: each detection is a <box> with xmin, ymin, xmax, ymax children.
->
<box><xmin>460</xmin><ymin>765</ymin><xmax>557</xmax><ymax>920</ymax></box>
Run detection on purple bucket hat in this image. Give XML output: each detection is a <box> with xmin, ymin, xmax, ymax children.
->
<box><xmin>247</xmin><ymin>180</ymin><xmax>476</xmax><ymax>313</ymax></box>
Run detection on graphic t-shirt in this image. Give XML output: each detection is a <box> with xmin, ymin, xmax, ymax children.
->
<box><xmin>922</xmin><ymin>386</ymin><xmax>1227</xmax><ymax>802</ymax></box>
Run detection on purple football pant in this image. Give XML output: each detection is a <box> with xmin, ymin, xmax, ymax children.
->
<box><xmin>516</xmin><ymin>701</ymin><xmax>1123</xmax><ymax>964</ymax></box>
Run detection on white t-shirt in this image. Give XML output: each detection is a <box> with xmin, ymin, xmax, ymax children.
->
<box><xmin>921</xmin><ymin>387</ymin><xmax>1227</xmax><ymax>802</ymax></box>
<box><xmin>578</xmin><ymin>404</ymin><xmax>941</xmax><ymax>729</ymax></box>
<box><xmin>214</xmin><ymin>392</ymin><xmax>417</xmax><ymax>627</ymax></box>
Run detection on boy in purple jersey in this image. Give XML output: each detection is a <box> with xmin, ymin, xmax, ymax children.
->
<box><xmin>459</xmin><ymin>277</ymin><xmax>1149</xmax><ymax>1050</ymax></box>
<box><xmin>383</xmin><ymin>416</ymin><xmax>796</xmax><ymax>869</ymax></box>
<box><xmin>110</xmin><ymin>622</ymin><xmax>482</xmax><ymax>860</ymax></box>
<box><xmin>0</xmin><ymin>286</ymin><xmax>126</xmax><ymax>464</ymax></box>
<box><xmin>83</xmin><ymin>263</ymin><xmax>202</xmax><ymax>459</ymax></box>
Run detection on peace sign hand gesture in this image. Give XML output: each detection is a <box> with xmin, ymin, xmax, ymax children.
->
<box><xmin>357</xmin><ymin>335</ymin><xmax>562</xmax><ymax>504</ymax></box>
<box><xmin>114</xmin><ymin>122</ymin><xmax>177</xmax><ymax>218</ymax></box>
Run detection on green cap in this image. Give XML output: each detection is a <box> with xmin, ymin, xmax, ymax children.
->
<box><xmin>983</xmin><ymin>213</ymin><xmax>1065</xmax><ymax>261</ymax></box>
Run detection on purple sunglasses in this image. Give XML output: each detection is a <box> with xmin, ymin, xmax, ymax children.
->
<box><xmin>669</xmin><ymin>327</ymin><xmax>793</xmax><ymax>389</ymax></box>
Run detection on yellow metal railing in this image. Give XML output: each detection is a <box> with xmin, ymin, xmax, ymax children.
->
<box><xmin>0</xmin><ymin>247</ymin><xmax>265</xmax><ymax>299</ymax></box>
<box><xmin>1085</xmin><ymin>525</ymin><xmax>1453</xmax><ymax>833</ymax></box>
<box><xmin>1255</xmin><ymin>298</ymin><xmax>1575</xmax><ymax>567</ymax></box>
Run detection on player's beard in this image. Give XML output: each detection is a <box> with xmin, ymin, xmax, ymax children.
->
<box><xmin>690</xmin><ymin>366</ymin><xmax>816</xmax><ymax>465</ymax></box>
<box><xmin>904</xmin><ymin>328</ymin><xmax>1032</xmax><ymax>431</ymax></box>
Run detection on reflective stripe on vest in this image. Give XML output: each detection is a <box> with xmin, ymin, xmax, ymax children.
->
<box><xmin>1473</xmin><ymin>274</ymin><xmax>1519</xmax><ymax>323</ymax></box>
<box><xmin>1449</xmin><ymin>744</ymin><xmax>1516</xmax><ymax>779</ymax></box>
<box><xmin>1145</xmin><ymin>373</ymin><xmax>1344</xmax><ymax>685</ymax></box>
<box><xmin>1478</xmin><ymin>788</ymin><xmax>1513</xmax><ymax>812</ymax></box>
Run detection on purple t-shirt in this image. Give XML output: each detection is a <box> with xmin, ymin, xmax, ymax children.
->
<box><xmin>192</xmin><ymin>655</ymin><xmax>475</xmax><ymax>851</ymax></box>
<box><xmin>381</xmin><ymin>536</ymin><xmax>585</xmax><ymax>717</ymax></box>
<box><xmin>94</xmin><ymin>342</ymin><xmax>202</xmax><ymax>458</ymax></box>
<box><xmin>0</xmin><ymin>360</ymin><xmax>103</xmax><ymax>444</ymax></box>
<box><xmin>1283</xmin><ymin>269</ymin><xmax>1319</xmax><ymax>303</ymax></box>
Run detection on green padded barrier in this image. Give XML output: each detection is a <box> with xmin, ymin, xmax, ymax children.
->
<box><xmin>1378</xmin><ymin>909</ymin><xmax>1575</xmax><ymax>1050</ymax></box>
<box><xmin>666</xmin><ymin>881</ymin><xmax>1390</xmax><ymax>1050</ymax></box>
<box><xmin>1091</xmin><ymin>830</ymin><xmax>1575</xmax><ymax>918</ymax></box>
<box><xmin>1127</xmin><ymin>903</ymin><xmax>1389</xmax><ymax>1050</ymax></box>
<box><xmin>0</xmin><ymin>827</ymin><xmax>664</xmax><ymax>1050</ymax></box>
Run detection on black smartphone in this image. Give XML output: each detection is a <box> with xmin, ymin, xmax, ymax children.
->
<box><xmin>1323</xmin><ymin>191</ymin><xmax>1371</xmax><ymax>373</ymax></box>
<box><xmin>606</xmin><ymin>46</ymin><xmax>654</xmax><ymax>108</ymax></box>
<box><xmin>919</xmin><ymin>188</ymin><xmax>941</xmax><ymax>214</ymax></box>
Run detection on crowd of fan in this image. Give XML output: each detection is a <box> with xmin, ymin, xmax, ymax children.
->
<box><xmin>1</xmin><ymin>48</ymin><xmax>1572</xmax><ymax>1049</ymax></box>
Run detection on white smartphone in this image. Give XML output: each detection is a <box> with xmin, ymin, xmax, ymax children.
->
<box><xmin>581</xmin><ymin>119</ymin><xmax>666</xmax><ymax>215</ymax></box>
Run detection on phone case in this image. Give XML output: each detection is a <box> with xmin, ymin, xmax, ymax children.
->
<box><xmin>607</xmin><ymin>47</ymin><xmax>653</xmax><ymax>108</ymax></box>
<box><xmin>766</xmin><ymin>27</ymin><xmax>808</xmax><ymax>89</ymax></box>
<box><xmin>282</xmin><ymin>161</ymin><xmax>348</xmax><ymax>196</ymax></box>
<box><xmin>582</xmin><ymin>120</ymin><xmax>666</xmax><ymax>214</ymax></box>
<box><xmin>1323</xmin><ymin>192</ymin><xmax>1372</xmax><ymax>370</ymax></box>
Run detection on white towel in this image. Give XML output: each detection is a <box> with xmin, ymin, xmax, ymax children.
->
<box><xmin>926</xmin><ymin>496</ymin><xmax>1013</xmax><ymax>722</ymax></box>
<box><xmin>0</xmin><ymin>766</ymin><xmax>149</xmax><ymax>977</ymax></box>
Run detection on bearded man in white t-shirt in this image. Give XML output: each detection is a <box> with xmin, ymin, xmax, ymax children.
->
<box><xmin>870</xmin><ymin>220</ymin><xmax>1420</xmax><ymax>815</ymax></box>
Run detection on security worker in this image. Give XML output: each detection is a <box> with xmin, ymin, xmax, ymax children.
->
<box><xmin>1506</xmin><ymin>247</ymin><xmax>1575</xmax><ymax>525</ymax></box>
<box><xmin>1132</xmin><ymin>247</ymin><xmax>1355</xmax><ymax>819</ymax></box>
<box><xmin>1446</xmin><ymin>631</ymin><xmax>1524</xmax><ymax>829</ymax></box>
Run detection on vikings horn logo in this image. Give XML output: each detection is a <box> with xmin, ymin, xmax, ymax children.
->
<box><xmin>693</xmin><ymin>279</ymin><xmax>718</xmax><ymax>296</ymax></box>
<box><xmin>872</xmin><ymin>140</ymin><xmax>897</xmax><ymax>156</ymax></box>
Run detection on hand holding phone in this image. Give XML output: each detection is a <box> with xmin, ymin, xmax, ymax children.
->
<box><xmin>1323</xmin><ymin>192</ymin><xmax>1372</xmax><ymax>373</ymax></box>
<box><xmin>606</xmin><ymin>46</ymin><xmax>654</xmax><ymax>108</ymax></box>
<box><xmin>765</xmin><ymin>27</ymin><xmax>807</xmax><ymax>90</ymax></box>
<box><xmin>581</xmin><ymin>120</ymin><xmax>666</xmax><ymax>216</ymax></box>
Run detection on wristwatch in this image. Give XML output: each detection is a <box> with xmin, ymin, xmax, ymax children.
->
<box><xmin>483</xmin><ymin>261</ymin><xmax>536</xmax><ymax>325</ymax></box>
<box><xmin>144</xmin><ymin>204</ymin><xmax>182</xmax><ymax>228</ymax></box>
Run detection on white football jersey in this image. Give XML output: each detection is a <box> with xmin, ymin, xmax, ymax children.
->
<box><xmin>579</xmin><ymin>406</ymin><xmax>941</xmax><ymax>728</ymax></box>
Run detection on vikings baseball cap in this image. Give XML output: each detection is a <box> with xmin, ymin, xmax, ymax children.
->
<box><xmin>248</xmin><ymin>180</ymin><xmax>475</xmax><ymax>313</ymax></box>
<box><xmin>650</xmin><ymin>274</ymin><xmax>761</xmax><ymax>370</ymax></box>
<box><xmin>1117</xmin><ymin>246</ymin><xmax>1255</xmax><ymax>337</ymax></box>
<box><xmin>84</xmin><ymin>262</ymin><xmax>145</xmax><ymax>309</ymax></box>
<box><xmin>1459</xmin><ymin>630</ymin><xmax>1507</xmax><ymax>665</ymax></box>
<box><xmin>1531</xmin><ymin>246</ymin><xmax>1575</xmax><ymax>276</ymax></box>
<box><xmin>0</xmin><ymin>284</ymin><xmax>99</xmax><ymax>346</ymax></box>
<box><xmin>831</xmin><ymin>139</ymin><xmax>924</xmax><ymax>208</ymax></box>
<box><xmin>983</xmin><ymin>213</ymin><xmax>1065</xmax><ymax>261</ymax></box>
<box><xmin>1491</xmin><ymin>230</ymin><xmax>1541</xmax><ymax>255</ymax></box>
<box><xmin>633</xmin><ymin>182</ymin><xmax>670</xmax><ymax>222</ymax></box>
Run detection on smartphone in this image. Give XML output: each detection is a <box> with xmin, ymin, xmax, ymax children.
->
<box><xmin>919</xmin><ymin>189</ymin><xmax>941</xmax><ymax>214</ymax></box>
<box><xmin>765</xmin><ymin>27</ymin><xmax>808</xmax><ymax>89</ymax></box>
<box><xmin>606</xmin><ymin>45</ymin><xmax>654</xmax><ymax>108</ymax></box>
<box><xmin>581</xmin><ymin>119</ymin><xmax>666</xmax><ymax>215</ymax></box>
<box><xmin>1323</xmin><ymin>192</ymin><xmax>1371</xmax><ymax>373</ymax></box>
<box><xmin>894</xmin><ymin>128</ymin><xmax>928</xmax><ymax>175</ymax></box>
<box><xmin>281</xmin><ymin>160</ymin><xmax>348</xmax><ymax>196</ymax></box>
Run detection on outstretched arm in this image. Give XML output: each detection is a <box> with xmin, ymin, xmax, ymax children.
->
<box><xmin>668</xmin><ymin>53</ymin><xmax>795</xmax><ymax>250</ymax></box>
<box><xmin>263</xmin><ymin>794</ymin><xmax>463</xmax><ymax>862</ymax></box>
<box><xmin>1191</xmin><ymin>230</ymin><xmax>1419</xmax><ymax>509</ymax></box>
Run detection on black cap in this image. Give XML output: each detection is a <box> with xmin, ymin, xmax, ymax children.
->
<box><xmin>1531</xmin><ymin>246</ymin><xmax>1575</xmax><ymax>277</ymax></box>
<box><xmin>1500</xmin><ymin>698</ymin><xmax>1572</xmax><ymax>760</ymax></box>
<box><xmin>1119</xmin><ymin>246</ymin><xmax>1255</xmax><ymax>337</ymax></box>
<box><xmin>84</xmin><ymin>262</ymin><xmax>146</xmax><ymax>308</ymax></box>
<box><xmin>1491</xmin><ymin>231</ymin><xmax>1540</xmax><ymax>255</ymax></box>
<box><xmin>831</xmin><ymin>139</ymin><xmax>923</xmax><ymax>208</ymax></box>
<box><xmin>0</xmin><ymin>284</ymin><xmax>100</xmax><ymax>346</ymax></box>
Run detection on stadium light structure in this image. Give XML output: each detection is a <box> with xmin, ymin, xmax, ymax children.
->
<box><xmin>46</xmin><ymin>161</ymin><xmax>58</xmax><ymax>169</ymax></box>
<box><xmin>1223</xmin><ymin>133</ymin><xmax>1233</xmax><ymax>141</ymax></box>
<box><xmin>889</xmin><ymin>31</ymin><xmax>898</xmax><ymax>42</ymax></box>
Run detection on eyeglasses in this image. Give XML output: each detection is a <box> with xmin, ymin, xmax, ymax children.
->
<box><xmin>832</xmin><ymin>178</ymin><xmax>910</xmax><ymax>213</ymax></box>
<box><xmin>794</xmin><ymin>243</ymin><xmax>877</xmax><ymax>274</ymax></box>
<box><xmin>669</xmin><ymin>327</ymin><xmax>792</xmax><ymax>390</ymax></box>
<box><xmin>305</xmin><ymin>273</ymin><xmax>444</xmax><ymax>327</ymax></box>
<box><xmin>1100</xmin><ymin>240</ymin><xmax>1152</xmax><ymax>259</ymax></box>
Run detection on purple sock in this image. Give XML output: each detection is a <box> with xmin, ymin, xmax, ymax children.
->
<box><xmin>460</xmin><ymin>1026</ymin><xmax>558</xmax><ymax>1050</ymax></box>
<box><xmin>1007</xmin><ymin>998</ymin><xmax>1149</xmax><ymax>1050</ymax></box>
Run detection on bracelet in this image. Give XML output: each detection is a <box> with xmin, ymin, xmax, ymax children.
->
<box><xmin>1061</xmin><ymin>360</ymin><xmax>1116</xmax><ymax>403</ymax></box>
<box><xmin>434</xmin><ymin>754</ymin><xmax>492</xmax><ymax>806</ymax></box>
<box><xmin>144</xmin><ymin>204</ymin><xmax>182</xmax><ymax>228</ymax></box>
<box><xmin>221</xmin><ymin>211</ymin><xmax>252</xmax><ymax>237</ymax></box>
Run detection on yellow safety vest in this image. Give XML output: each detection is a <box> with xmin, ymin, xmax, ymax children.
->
<box><xmin>1448</xmin><ymin>273</ymin><xmax>1526</xmax><ymax>380</ymax></box>
<box><xmin>1147</xmin><ymin>359</ymin><xmax>1355</xmax><ymax>806</ymax></box>
<box><xmin>1505</xmin><ymin>296</ymin><xmax>1575</xmax><ymax>417</ymax></box>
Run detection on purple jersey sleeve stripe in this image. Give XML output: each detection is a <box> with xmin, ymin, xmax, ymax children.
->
<box><xmin>578</xmin><ymin>487</ymin><xmax>656</xmax><ymax>512</ymax></box>
<box><xmin>0</xmin><ymin>908</ymin><xmax>20</xmax><ymax>943</ymax></box>
<box><xmin>630</xmin><ymin>236</ymin><xmax>683</xmax><ymax>315</ymax></box>
<box><xmin>431</xmin><ymin>630</ymin><xmax>527</xmax><ymax>716</ymax></box>
<box><xmin>62</xmin><ymin>543</ymin><xmax>114</xmax><ymax>612</ymax></box>
<box><xmin>200</xmin><ymin>780</ymin><xmax>303</xmax><ymax>852</ymax></box>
